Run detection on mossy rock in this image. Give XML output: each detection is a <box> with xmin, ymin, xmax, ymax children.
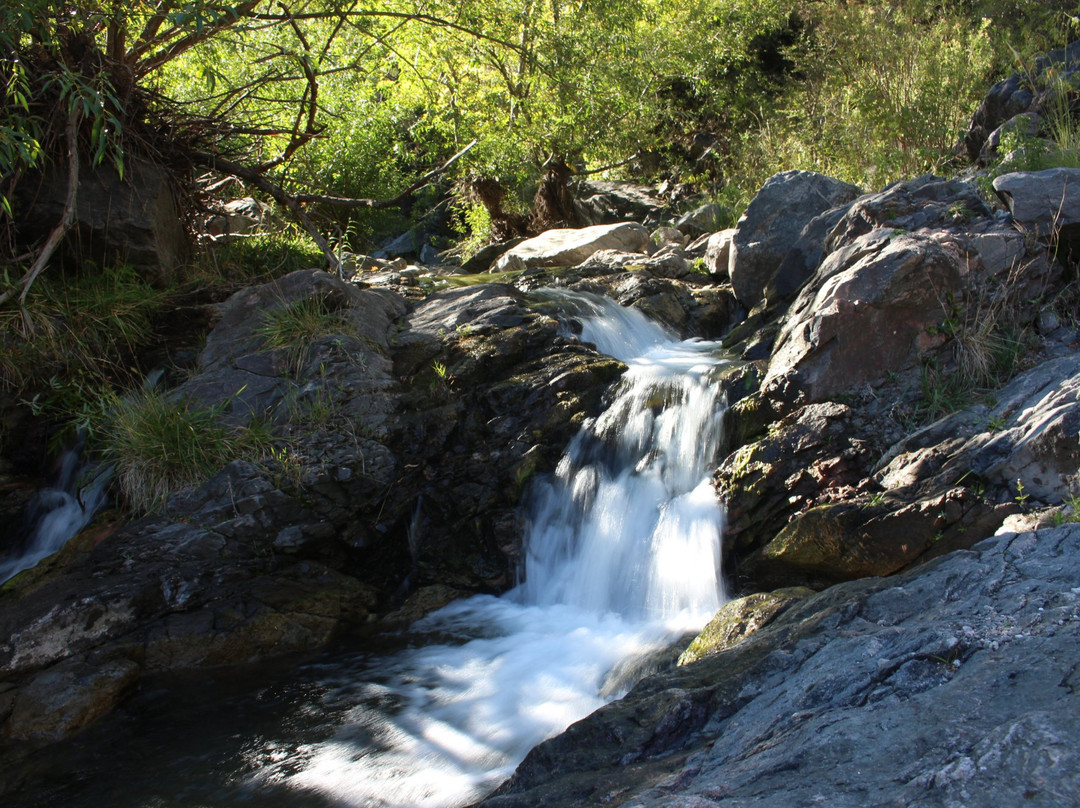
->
<box><xmin>678</xmin><ymin>588</ymin><xmax>812</xmax><ymax>666</ymax></box>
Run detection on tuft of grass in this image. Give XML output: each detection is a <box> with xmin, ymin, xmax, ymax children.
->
<box><xmin>257</xmin><ymin>295</ymin><xmax>356</xmax><ymax>375</ymax></box>
<box><xmin>99</xmin><ymin>389</ymin><xmax>273</xmax><ymax>513</ymax></box>
<box><xmin>2</xmin><ymin>266</ymin><xmax>164</xmax><ymax>449</ymax></box>
<box><xmin>187</xmin><ymin>229</ymin><xmax>325</xmax><ymax>287</ymax></box>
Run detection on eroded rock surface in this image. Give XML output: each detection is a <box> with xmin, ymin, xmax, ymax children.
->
<box><xmin>478</xmin><ymin>525</ymin><xmax>1080</xmax><ymax>808</ymax></box>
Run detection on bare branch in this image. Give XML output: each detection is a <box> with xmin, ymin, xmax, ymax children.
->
<box><xmin>292</xmin><ymin>139</ymin><xmax>478</xmax><ymax>209</ymax></box>
<box><xmin>131</xmin><ymin>0</ymin><xmax>264</xmax><ymax>76</ymax></box>
<box><xmin>0</xmin><ymin>108</ymin><xmax>81</xmax><ymax>310</ymax></box>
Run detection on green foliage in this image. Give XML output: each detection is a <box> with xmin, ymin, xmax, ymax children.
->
<box><xmin>194</xmin><ymin>229</ymin><xmax>325</xmax><ymax>284</ymax></box>
<box><xmin>257</xmin><ymin>295</ymin><xmax>357</xmax><ymax>375</ymax></box>
<box><xmin>723</xmin><ymin>3</ymin><xmax>996</xmax><ymax>197</ymax></box>
<box><xmin>2</xmin><ymin>266</ymin><xmax>163</xmax><ymax>425</ymax></box>
<box><xmin>99</xmin><ymin>388</ymin><xmax>273</xmax><ymax>513</ymax></box>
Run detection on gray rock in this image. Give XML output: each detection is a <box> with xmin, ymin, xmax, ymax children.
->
<box><xmin>13</xmin><ymin>158</ymin><xmax>188</xmax><ymax>278</ymax></box>
<box><xmin>880</xmin><ymin>354</ymin><xmax>1080</xmax><ymax>503</ymax></box>
<box><xmin>702</xmin><ymin>228</ymin><xmax>736</xmax><ymax>278</ymax></box>
<box><xmin>493</xmin><ymin>223</ymin><xmax>650</xmax><ymax>271</ymax></box>
<box><xmin>479</xmin><ymin>524</ymin><xmax>1080</xmax><ymax>808</ymax></box>
<box><xmin>674</xmin><ymin>203</ymin><xmax>726</xmax><ymax>237</ymax></box>
<box><xmin>993</xmin><ymin>167</ymin><xmax>1080</xmax><ymax>236</ymax></box>
<box><xmin>206</xmin><ymin>197</ymin><xmax>271</xmax><ymax>237</ymax></box>
<box><xmin>963</xmin><ymin>39</ymin><xmax>1080</xmax><ymax>161</ymax></box>
<box><xmin>729</xmin><ymin>171</ymin><xmax>861</xmax><ymax>308</ymax></box>
<box><xmin>572</xmin><ymin>180</ymin><xmax>666</xmax><ymax>226</ymax></box>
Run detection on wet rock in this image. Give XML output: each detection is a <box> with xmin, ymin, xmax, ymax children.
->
<box><xmin>478</xmin><ymin>524</ymin><xmax>1080</xmax><ymax>808</ymax></box>
<box><xmin>729</xmin><ymin>171</ymin><xmax>861</xmax><ymax>308</ymax></box>
<box><xmin>5</xmin><ymin>658</ymin><xmax>140</xmax><ymax>742</ymax></box>
<box><xmin>715</xmin><ymin>402</ymin><xmax>874</xmax><ymax>566</ymax></box>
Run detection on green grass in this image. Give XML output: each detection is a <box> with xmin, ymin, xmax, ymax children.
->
<box><xmin>256</xmin><ymin>295</ymin><xmax>356</xmax><ymax>375</ymax></box>
<box><xmin>100</xmin><ymin>389</ymin><xmax>273</xmax><ymax>513</ymax></box>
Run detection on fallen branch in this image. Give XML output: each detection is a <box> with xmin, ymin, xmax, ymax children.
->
<box><xmin>193</xmin><ymin>138</ymin><xmax>477</xmax><ymax>276</ymax></box>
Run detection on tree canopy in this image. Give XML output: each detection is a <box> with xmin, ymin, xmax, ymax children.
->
<box><xmin>2</xmin><ymin>0</ymin><xmax>1078</xmax><ymax>302</ymax></box>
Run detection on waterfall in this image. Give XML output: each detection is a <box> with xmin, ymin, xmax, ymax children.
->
<box><xmin>239</xmin><ymin>290</ymin><xmax>731</xmax><ymax>808</ymax></box>
<box><xmin>37</xmin><ymin>291</ymin><xmax>730</xmax><ymax>808</ymax></box>
<box><xmin>518</xmin><ymin>292</ymin><xmax>727</xmax><ymax>618</ymax></box>
<box><xmin>0</xmin><ymin>451</ymin><xmax>111</xmax><ymax>585</ymax></box>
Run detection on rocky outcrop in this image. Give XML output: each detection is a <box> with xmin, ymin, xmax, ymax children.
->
<box><xmin>729</xmin><ymin>170</ymin><xmax>861</xmax><ymax>308</ymax></box>
<box><xmin>0</xmin><ymin>266</ymin><xmax>632</xmax><ymax>744</ymax></box>
<box><xmin>13</xmin><ymin>158</ymin><xmax>188</xmax><ymax>278</ymax></box>
<box><xmin>963</xmin><ymin>39</ymin><xmax>1080</xmax><ymax>162</ymax></box>
<box><xmin>716</xmin><ymin>171</ymin><xmax>1070</xmax><ymax>596</ymax></box>
<box><xmin>478</xmin><ymin>524</ymin><xmax>1080</xmax><ymax>808</ymax></box>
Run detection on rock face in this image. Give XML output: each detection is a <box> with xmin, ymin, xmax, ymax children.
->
<box><xmin>764</xmin><ymin>176</ymin><xmax>1057</xmax><ymax>402</ymax></box>
<box><xmin>477</xmin><ymin>524</ymin><xmax>1080</xmax><ymax>808</ymax></box>
<box><xmin>728</xmin><ymin>170</ymin><xmax>861</xmax><ymax>308</ymax></box>
<box><xmin>13</xmin><ymin>159</ymin><xmax>188</xmax><ymax>277</ymax></box>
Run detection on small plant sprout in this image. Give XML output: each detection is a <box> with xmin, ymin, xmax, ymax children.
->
<box><xmin>1014</xmin><ymin>479</ymin><xmax>1029</xmax><ymax>507</ymax></box>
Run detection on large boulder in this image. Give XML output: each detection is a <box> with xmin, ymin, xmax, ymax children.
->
<box><xmin>13</xmin><ymin>159</ymin><xmax>188</xmax><ymax>278</ymax></box>
<box><xmin>492</xmin><ymin>222</ymin><xmax>649</xmax><ymax>272</ymax></box>
<box><xmin>764</xmin><ymin>177</ymin><xmax>1057</xmax><ymax>403</ymax></box>
<box><xmin>572</xmin><ymin>181</ymin><xmax>666</xmax><ymax>227</ymax></box>
<box><xmin>729</xmin><ymin>171</ymin><xmax>861</xmax><ymax>308</ymax></box>
<box><xmin>993</xmin><ymin>168</ymin><xmax>1080</xmax><ymax>253</ymax></box>
<box><xmin>478</xmin><ymin>524</ymin><xmax>1080</xmax><ymax>808</ymax></box>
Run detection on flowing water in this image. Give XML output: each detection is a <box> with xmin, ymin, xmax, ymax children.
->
<box><xmin>10</xmin><ymin>291</ymin><xmax>729</xmax><ymax>808</ymax></box>
<box><xmin>0</xmin><ymin>451</ymin><xmax>111</xmax><ymax>585</ymax></box>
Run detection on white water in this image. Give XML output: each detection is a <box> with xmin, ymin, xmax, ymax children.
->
<box><xmin>245</xmin><ymin>291</ymin><xmax>730</xmax><ymax>808</ymax></box>
<box><xmin>0</xmin><ymin>451</ymin><xmax>111</xmax><ymax>584</ymax></box>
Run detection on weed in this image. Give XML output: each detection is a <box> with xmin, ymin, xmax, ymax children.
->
<box><xmin>99</xmin><ymin>388</ymin><xmax>273</xmax><ymax>513</ymax></box>
<box><xmin>257</xmin><ymin>295</ymin><xmax>356</xmax><ymax>376</ymax></box>
<box><xmin>1014</xmin><ymin>479</ymin><xmax>1029</xmax><ymax>507</ymax></box>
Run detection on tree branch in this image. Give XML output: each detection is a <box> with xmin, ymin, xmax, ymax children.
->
<box><xmin>291</xmin><ymin>139</ymin><xmax>477</xmax><ymax>208</ymax></box>
<box><xmin>0</xmin><ymin>108</ymin><xmax>81</xmax><ymax>310</ymax></box>
<box><xmin>189</xmin><ymin>147</ymin><xmax>340</xmax><ymax>273</ymax></box>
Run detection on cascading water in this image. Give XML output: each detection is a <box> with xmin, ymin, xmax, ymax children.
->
<box><xmin>12</xmin><ymin>291</ymin><xmax>729</xmax><ymax>808</ymax></box>
<box><xmin>0</xmin><ymin>450</ymin><xmax>111</xmax><ymax>584</ymax></box>
<box><xmin>237</xmin><ymin>291</ymin><xmax>731</xmax><ymax>808</ymax></box>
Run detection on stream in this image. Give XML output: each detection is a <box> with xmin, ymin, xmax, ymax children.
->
<box><xmin>9</xmin><ymin>291</ymin><xmax>730</xmax><ymax>808</ymax></box>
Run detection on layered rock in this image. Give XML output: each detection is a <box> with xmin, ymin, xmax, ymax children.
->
<box><xmin>478</xmin><ymin>525</ymin><xmax>1080</xmax><ymax>808</ymax></box>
